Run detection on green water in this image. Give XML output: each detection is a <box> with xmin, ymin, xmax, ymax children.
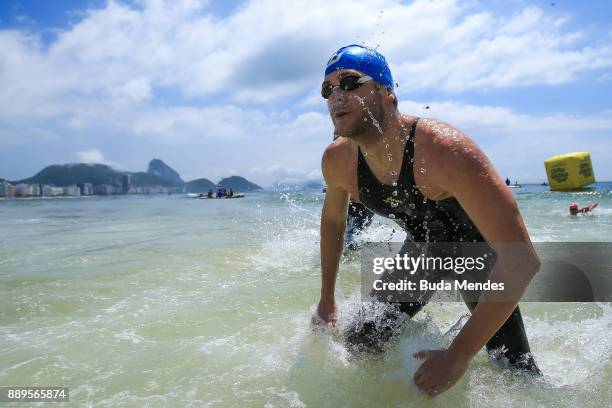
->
<box><xmin>1</xmin><ymin>186</ymin><xmax>611</xmax><ymax>407</ymax></box>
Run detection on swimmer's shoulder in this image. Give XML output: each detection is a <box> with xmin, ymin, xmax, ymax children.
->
<box><xmin>414</xmin><ymin>117</ymin><xmax>496</xmax><ymax>196</ymax></box>
<box><xmin>322</xmin><ymin>136</ymin><xmax>357</xmax><ymax>186</ymax></box>
<box><xmin>322</xmin><ymin>136</ymin><xmax>356</xmax><ymax>168</ymax></box>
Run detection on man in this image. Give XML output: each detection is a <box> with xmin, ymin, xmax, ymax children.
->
<box><xmin>312</xmin><ymin>45</ymin><xmax>541</xmax><ymax>397</ymax></box>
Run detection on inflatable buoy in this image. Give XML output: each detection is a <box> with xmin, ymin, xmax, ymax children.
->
<box><xmin>544</xmin><ymin>152</ymin><xmax>595</xmax><ymax>190</ymax></box>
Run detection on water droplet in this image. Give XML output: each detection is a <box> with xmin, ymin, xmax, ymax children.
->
<box><xmin>392</xmin><ymin>190</ymin><xmax>398</xmax><ymax>196</ymax></box>
<box><xmin>387</xmin><ymin>154</ymin><xmax>393</xmax><ymax>162</ymax></box>
<box><xmin>419</xmin><ymin>167</ymin><xmax>426</xmax><ymax>174</ymax></box>
<box><xmin>390</xmin><ymin>202</ymin><xmax>398</xmax><ymax>208</ymax></box>
<box><xmin>389</xmin><ymin>213</ymin><xmax>396</xmax><ymax>219</ymax></box>
<box><xmin>364</xmin><ymin>117</ymin><xmax>367</xmax><ymax>121</ymax></box>
<box><xmin>364</xmin><ymin>107</ymin><xmax>383</xmax><ymax>134</ymax></box>
<box><xmin>392</xmin><ymin>181</ymin><xmax>398</xmax><ymax>187</ymax></box>
<box><xmin>409</xmin><ymin>203</ymin><xmax>416</xmax><ymax>210</ymax></box>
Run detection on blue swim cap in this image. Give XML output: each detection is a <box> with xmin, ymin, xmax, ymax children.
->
<box><xmin>324</xmin><ymin>44</ymin><xmax>394</xmax><ymax>90</ymax></box>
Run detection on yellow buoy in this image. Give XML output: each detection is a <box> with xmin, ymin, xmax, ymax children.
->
<box><xmin>544</xmin><ymin>152</ymin><xmax>595</xmax><ymax>190</ymax></box>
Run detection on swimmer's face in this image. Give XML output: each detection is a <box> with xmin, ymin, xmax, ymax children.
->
<box><xmin>323</xmin><ymin>69</ymin><xmax>384</xmax><ymax>139</ymax></box>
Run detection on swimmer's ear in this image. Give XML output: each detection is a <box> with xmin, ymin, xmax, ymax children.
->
<box><xmin>384</xmin><ymin>88</ymin><xmax>398</xmax><ymax>109</ymax></box>
<box><xmin>374</xmin><ymin>83</ymin><xmax>398</xmax><ymax>109</ymax></box>
<box><xmin>390</xmin><ymin>90</ymin><xmax>398</xmax><ymax>109</ymax></box>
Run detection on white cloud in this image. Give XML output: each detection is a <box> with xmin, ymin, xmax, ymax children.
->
<box><xmin>399</xmin><ymin>100</ymin><xmax>612</xmax><ymax>182</ymax></box>
<box><xmin>76</xmin><ymin>148</ymin><xmax>105</xmax><ymax>163</ymax></box>
<box><xmin>1</xmin><ymin>0</ymin><xmax>611</xmax><ymax>183</ymax></box>
<box><xmin>2</xmin><ymin>0</ymin><xmax>611</xmax><ymax>123</ymax></box>
<box><xmin>76</xmin><ymin>148</ymin><xmax>122</xmax><ymax>169</ymax></box>
<box><xmin>248</xmin><ymin>165</ymin><xmax>322</xmax><ymax>185</ymax></box>
<box><xmin>399</xmin><ymin>100</ymin><xmax>612</xmax><ymax>134</ymax></box>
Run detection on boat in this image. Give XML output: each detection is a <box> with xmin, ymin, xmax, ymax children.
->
<box><xmin>198</xmin><ymin>193</ymin><xmax>245</xmax><ymax>199</ymax></box>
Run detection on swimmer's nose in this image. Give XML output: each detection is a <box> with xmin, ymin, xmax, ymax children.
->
<box><xmin>328</xmin><ymin>87</ymin><xmax>346</xmax><ymax>106</ymax></box>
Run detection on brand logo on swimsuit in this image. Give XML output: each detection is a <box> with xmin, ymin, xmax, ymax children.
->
<box><xmin>383</xmin><ymin>196</ymin><xmax>403</xmax><ymax>207</ymax></box>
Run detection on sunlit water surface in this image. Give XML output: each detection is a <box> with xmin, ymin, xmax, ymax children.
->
<box><xmin>1</xmin><ymin>184</ymin><xmax>611</xmax><ymax>407</ymax></box>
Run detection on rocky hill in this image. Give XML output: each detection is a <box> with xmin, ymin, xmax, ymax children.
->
<box><xmin>218</xmin><ymin>176</ymin><xmax>262</xmax><ymax>191</ymax></box>
<box><xmin>147</xmin><ymin>159</ymin><xmax>183</xmax><ymax>185</ymax></box>
<box><xmin>184</xmin><ymin>178</ymin><xmax>216</xmax><ymax>193</ymax></box>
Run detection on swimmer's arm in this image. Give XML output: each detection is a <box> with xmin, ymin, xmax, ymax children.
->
<box><xmin>315</xmin><ymin>147</ymin><xmax>349</xmax><ymax>324</ymax></box>
<box><xmin>430</xmin><ymin>128</ymin><xmax>541</xmax><ymax>359</ymax></box>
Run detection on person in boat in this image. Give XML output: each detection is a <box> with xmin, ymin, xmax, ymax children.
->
<box><xmin>569</xmin><ymin>202</ymin><xmax>597</xmax><ymax>216</ymax></box>
<box><xmin>207</xmin><ymin>189</ymin><xmax>213</xmax><ymax>198</ymax></box>
<box><xmin>228</xmin><ymin>188</ymin><xmax>234</xmax><ymax>198</ymax></box>
<box><xmin>312</xmin><ymin>44</ymin><xmax>541</xmax><ymax>397</ymax></box>
<box><xmin>505</xmin><ymin>177</ymin><xmax>510</xmax><ymax>186</ymax></box>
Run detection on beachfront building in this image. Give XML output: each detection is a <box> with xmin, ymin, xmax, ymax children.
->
<box><xmin>31</xmin><ymin>184</ymin><xmax>41</xmax><ymax>196</ymax></box>
<box><xmin>0</xmin><ymin>181</ymin><xmax>15</xmax><ymax>198</ymax></box>
<box><xmin>77</xmin><ymin>183</ymin><xmax>94</xmax><ymax>196</ymax></box>
<box><xmin>14</xmin><ymin>183</ymin><xmax>41</xmax><ymax>197</ymax></box>
<box><xmin>121</xmin><ymin>175</ymin><xmax>131</xmax><ymax>194</ymax></box>
<box><xmin>42</xmin><ymin>185</ymin><xmax>64</xmax><ymax>196</ymax></box>
<box><xmin>63</xmin><ymin>185</ymin><xmax>81</xmax><ymax>196</ymax></box>
<box><xmin>94</xmin><ymin>184</ymin><xmax>116</xmax><ymax>195</ymax></box>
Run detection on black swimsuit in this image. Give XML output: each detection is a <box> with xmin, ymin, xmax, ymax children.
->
<box><xmin>346</xmin><ymin>118</ymin><xmax>539</xmax><ymax>372</ymax></box>
<box><xmin>357</xmin><ymin>118</ymin><xmax>482</xmax><ymax>243</ymax></box>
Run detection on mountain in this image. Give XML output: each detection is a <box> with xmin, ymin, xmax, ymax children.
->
<box><xmin>303</xmin><ymin>181</ymin><xmax>325</xmax><ymax>190</ymax></box>
<box><xmin>14</xmin><ymin>160</ymin><xmax>263</xmax><ymax>193</ymax></box>
<box><xmin>18</xmin><ymin>163</ymin><xmax>178</xmax><ymax>187</ymax></box>
<box><xmin>184</xmin><ymin>178</ymin><xmax>216</xmax><ymax>193</ymax></box>
<box><xmin>19</xmin><ymin>163</ymin><xmax>122</xmax><ymax>186</ymax></box>
<box><xmin>130</xmin><ymin>172</ymin><xmax>181</xmax><ymax>187</ymax></box>
<box><xmin>217</xmin><ymin>176</ymin><xmax>262</xmax><ymax>191</ymax></box>
<box><xmin>147</xmin><ymin>159</ymin><xmax>183</xmax><ymax>185</ymax></box>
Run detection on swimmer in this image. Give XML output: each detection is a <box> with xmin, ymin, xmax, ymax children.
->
<box><xmin>569</xmin><ymin>202</ymin><xmax>597</xmax><ymax>216</ymax></box>
<box><xmin>311</xmin><ymin>45</ymin><xmax>541</xmax><ymax>397</ymax></box>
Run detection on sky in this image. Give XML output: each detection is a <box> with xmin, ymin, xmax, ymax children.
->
<box><xmin>0</xmin><ymin>0</ymin><xmax>611</xmax><ymax>186</ymax></box>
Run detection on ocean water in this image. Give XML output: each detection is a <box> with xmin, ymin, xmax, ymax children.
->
<box><xmin>0</xmin><ymin>184</ymin><xmax>611</xmax><ymax>407</ymax></box>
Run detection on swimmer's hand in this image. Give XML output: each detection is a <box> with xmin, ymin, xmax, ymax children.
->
<box><xmin>311</xmin><ymin>298</ymin><xmax>338</xmax><ymax>327</ymax></box>
<box><xmin>413</xmin><ymin>349</ymin><xmax>471</xmax><ymax>397</ymax></box>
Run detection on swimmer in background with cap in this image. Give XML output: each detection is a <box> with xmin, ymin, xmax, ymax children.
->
<box><xmin>311</xmin><ymin>44</ymin><xmax>542</xmax><ymax>397</ymax></box>
<box><xmin>569</xmin><ymin>202</ymin><xmax>598</xmax><ymax>216</ymax></box>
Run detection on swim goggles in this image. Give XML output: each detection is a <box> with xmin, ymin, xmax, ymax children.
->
<box><xmin>321</xmin><ymin>75</ymin><xmax>373</xmax><ymax>99</ymax></box>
